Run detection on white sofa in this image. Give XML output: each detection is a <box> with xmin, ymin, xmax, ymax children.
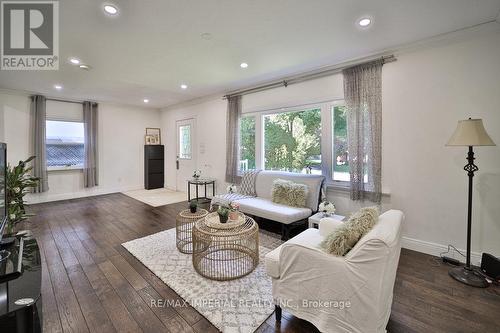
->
<box><xmin>265</xmin><ymin>209</ymin><xmax>404</xmax><ymax>333</ymax></box>
<box><xmin>234</xmin><ymin>171</ymin><xmax>325</xmax><ymax>240</ymax></box>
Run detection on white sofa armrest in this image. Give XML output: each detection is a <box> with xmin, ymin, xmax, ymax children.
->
<box><xmin>319</xmin><ymin>217</ymin><xmax>344</xmax><ymax>237</ymax></box>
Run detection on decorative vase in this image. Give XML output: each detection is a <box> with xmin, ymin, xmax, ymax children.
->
<box><xmin>218</xmin><ymin>214</ymin><xmax>228</xmax><ymax>224</ymax></box>
<box><xmin>229</xmin><ymin>211</ymin><xmax>239</xmax><ymax>221</ymax></box>
<box><xmin>190</xmin><ymin>206</ymin><xmax>197</xmax><ymax>213</ymax></box>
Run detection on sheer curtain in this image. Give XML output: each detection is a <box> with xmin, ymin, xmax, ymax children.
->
<box><xmin>343</xmin><ymin>60</ymin><xmax>383</xmax><ymax>203</ymax></box>
<box><xmin>225</xmin><ymin>95</ymin><xmax>242</xmax><ymax>184</ymax></box>
<box><xmin>83</xmin><ymin>101</ymin><xmax>99</xmax><ymax>188</ymax></box>
<box><xmin>31</xmin><ymin>95</ymin><xmax>49</xmax><ymax>193</ymax></box>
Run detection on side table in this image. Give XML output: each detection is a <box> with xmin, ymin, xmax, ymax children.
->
<box><xmin>176</xmin><ymin>209</ymin><xmax>209</xmax><ymax>254</ymax></box>
<box><xmin>308</xmin><ymin>212</ymin><xmax>345</xmax><ymax>229</ymax></box>
<box><xmin>192</xmin><ymin>212</ymin><xmax>259</xmax><ymax>281</ymax></box>
<box><xmin>187</xmin><ymin>178</ymin><xmax>216</xmax><ymax>203</ymax></box>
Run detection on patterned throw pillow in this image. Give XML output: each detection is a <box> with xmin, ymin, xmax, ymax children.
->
<box><xmin>271</xmin><ymin>179</ymin><xmax>308</xmax><ymax>208</ymax></box>
<box><xmin>239</xmin><ymin>170</ymin><xmax>261</xmax><ymax>196</ymax></box>
<box><xmin>321</xmin><ymin>206</ymin><xmax>379</xmax><ymax>256</ymax></box>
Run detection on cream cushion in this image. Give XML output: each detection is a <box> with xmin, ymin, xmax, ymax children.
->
<box><xmin>271</xmin><ymin>179</ymin><xmax>308</xmax><ymax>207</ymax></box>
<box><xmin>236</xmin><ymin>197</ymin><xmax>312</xmax><ymax>224</ymax></box>
<box><xmin>254</xmin><ymin>171</ymin><xmax>324</xmax><ymax>211</ymax></box>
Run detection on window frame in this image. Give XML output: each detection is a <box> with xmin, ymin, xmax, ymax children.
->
<box><xmin>45</xmin><ymin>118</ymin><xmax>85</xmax><ymax>172</ymax></box>
<box><xmin>240</xmin><ymin>99</ymin><xmax>349</xmax><ymax>189</ymax></box>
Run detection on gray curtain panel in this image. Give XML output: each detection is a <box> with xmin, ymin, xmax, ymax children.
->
<box><xmin>83</xmin><ymin>101</ymin><xmax>99</xmax><ymax>188</ymax></box>
<box><xmin>343</xmin><ymin>60</ymin><xmax>383</xmax><ymax>203</ymax></box>
<box><xmin>225</xmin><ymin>95</ymin><xmax>242</xmax><ymax>184</ymax></box>
<box><xmin>31</xmin><ymin>95</ymin><xmax>49</xmax><ymax>193</ymax></box>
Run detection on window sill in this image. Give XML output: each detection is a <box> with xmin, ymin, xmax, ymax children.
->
<box><xmin>325</xmin><ymin>183</ymin><xmax>391</xmax><ymax>197</ymax></box>
<box><xmin>48</xmin><ymin>166</ymin><xmax>83</xmax><ymax>172</ymax></box>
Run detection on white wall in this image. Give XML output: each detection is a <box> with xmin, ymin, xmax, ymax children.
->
<box><xmin>160</xmin><ymin>30</ymin><xmax>500</xmax><ymax>260</ymax></box>
<box><xmin>0</xmin><ymin>92</ymin><xmax>161</xmax><ymax>203</ymax></box>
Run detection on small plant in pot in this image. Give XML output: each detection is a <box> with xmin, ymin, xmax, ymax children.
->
<box><xmin>189</xmin><ymin>200</ymin><xmax>198</xmax><ymax>213</ymax></box>
<box><xmin>217</xmin><ymin>205</ymin><xmax>229</xmax><ymax>224</ymax></box>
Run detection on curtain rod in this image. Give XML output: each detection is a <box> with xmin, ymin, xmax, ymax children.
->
<box><xmin>223</xmin><ymin>54</ymin><xmax>396</xmax><ymax>99</ymax></box>
<box><xmin>45</xmin><ymin>98</ymin><xmax>84</xmax><ymax>105</ymax></box>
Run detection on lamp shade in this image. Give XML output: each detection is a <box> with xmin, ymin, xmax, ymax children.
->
<box><xmin>446</xmin><ymin>119</ymin><xmax>496</xmax><ymax>146</ymax></box>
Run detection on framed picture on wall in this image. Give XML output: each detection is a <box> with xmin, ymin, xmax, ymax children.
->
<box><xmin>145</xmin><ymin>128</ymin><xmax>161</xmax><ymax>145</ymax></box>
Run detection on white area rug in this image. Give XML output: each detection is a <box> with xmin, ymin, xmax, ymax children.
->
<box><xmin>123</xmin><ymin>188</ymin><xmax>187</xmax><ymax>207</ymax></box>
<box><xmin>122</xmin><ymin>228</ymin><xmax>283</xmax><ymax>333</ymax></box>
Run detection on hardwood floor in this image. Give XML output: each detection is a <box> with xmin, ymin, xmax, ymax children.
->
<box><xmin>23</xmin><ymin>193</ymin><xmax>500</xmax><ymax>333</ymax></box>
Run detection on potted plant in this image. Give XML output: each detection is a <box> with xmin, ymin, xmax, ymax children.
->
<box><xmin>318</xmin><ymin>200</ymin><xmax>336</xmax><ymax>217</ymax></box>
<box><xmin>217</xmin><ymin>205</ymin><xmax>229</xmax><ymax>224</ymax></box>
<box><xmin>6</xmin><ymin>157</ymin><xmax>40</xmax><ymax>235</ymax></box>
<box><xmin>189</xmin><ymin>200</ymin><xmax>198</xmax><ymax>213</ymax></box>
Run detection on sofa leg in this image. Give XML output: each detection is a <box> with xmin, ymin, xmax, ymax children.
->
<box><xmin>275</xmin><ymin>305</ymin><xmax>282</xmax><ymax>322</ymax></box>
<box><xmin>281</xmin><ymin>225</ymin><xmax>290</xmax><ymax>241</ymax></box>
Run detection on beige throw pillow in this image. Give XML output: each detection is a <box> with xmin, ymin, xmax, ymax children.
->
<box><xmin>321</xmin><ymin>206</ymin><xmax>379</xmax><ymax>256</ymax></box>
<box><xmin>271</xmin><ymin>179</ymin><xmax>308</xmax><ymax>208</ymax></box>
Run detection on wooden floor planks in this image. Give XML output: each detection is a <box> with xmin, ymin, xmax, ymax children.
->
<box><xmin>20</xmin><ymin>193</ymin><xmax>500</xmax><ymax>333</ymax></box>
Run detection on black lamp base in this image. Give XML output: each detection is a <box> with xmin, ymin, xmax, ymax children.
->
<box><xmin>449</xmin><ymin>266</ymin><xmax>489</xmax><ymax>288</ymax></box>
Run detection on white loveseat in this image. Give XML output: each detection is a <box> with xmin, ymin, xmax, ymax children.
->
<box><xmin>265</xmin><ymin>209</ymin><xmax>404</xmax><ymax>333</ymax></box>
<box><xmin>232</xmin><ymin>171</ymin><xmax>325</xmax><ymax>240</ymax></box>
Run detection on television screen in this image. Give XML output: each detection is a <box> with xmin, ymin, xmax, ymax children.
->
<box><xmin>0</xmin><ymin>143</ymin><xmax>6</xmax><ymax>237</ymax></box>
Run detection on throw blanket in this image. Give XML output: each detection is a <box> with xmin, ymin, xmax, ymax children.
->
<box><xmin>210</xmin><ymin>193</ymin><xmax>253</xmax><ymax>210</ymax></box>
<box><xmin>210</xmin><ymin>170</ymin><xmax>261</xmax><ymax>209</ymax></box>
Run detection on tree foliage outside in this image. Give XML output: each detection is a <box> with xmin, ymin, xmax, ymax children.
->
<box><xmin>240</xmin><ymin>116</ymin><xmax>256</xmax><ymax>170</ymax></box>
<box><xmin>264</xmin><ymin>108</ymin><xmax>321</xmax><ymax>173</ymax></box>
<box><xmin>333</xmin><ymin>105</ymin><xmax>351</xmax><ymax>181</ymax></box>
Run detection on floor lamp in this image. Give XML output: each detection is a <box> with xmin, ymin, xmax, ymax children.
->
<box><xmin>446</xmin><ymin>118</ymin><xmax>496</xmax><ymax>288</ymax></box>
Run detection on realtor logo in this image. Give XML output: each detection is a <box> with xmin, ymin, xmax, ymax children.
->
<box><xmin>1</xmin><ymin>1</ymin><xmax>59</xmax><ymax>70</ymax></box>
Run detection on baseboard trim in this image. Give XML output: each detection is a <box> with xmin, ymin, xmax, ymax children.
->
<box><xmin>402</xmin><ymin>236</ymin><xmax>482</xmax><ymax>266</ymax></box>
<box><xmin>26</xmin><ymin>185</ymin><xmax>143</xmax><ymax>204</ymax></box>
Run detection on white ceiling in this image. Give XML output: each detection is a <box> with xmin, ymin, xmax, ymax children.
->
<box><xmin>1</xmin><ymin>0</ymin><xmax>500</xmax><ymax>108</ymax></box>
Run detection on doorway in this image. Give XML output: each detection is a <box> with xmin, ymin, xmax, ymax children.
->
<box><xmin>175</xmin><ymin>118</ymin><xmax>197</xmax><ymax>192</ymax></box>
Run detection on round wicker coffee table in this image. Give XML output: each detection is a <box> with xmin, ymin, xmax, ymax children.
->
<box><xmin>176</xmin><ymin>209</ymin><xmax>209</xmax><ymax>254</ymax></box>
<box><xmin>192</xmin><ymin>212</ymin><xmax>259</xmax><ymax>281</ymax></box>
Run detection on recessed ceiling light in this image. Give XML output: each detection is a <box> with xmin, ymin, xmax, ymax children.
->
<box><xmin>69</xmin><ymin>57</ymin><xmax>80</xmax><ymax>65</ymax></box>
<box><xmin>358</xmin><ymin>18</ymin><xmax>372</xmax><ymax>27</ymax></box>
<box><xmin>180</xmin><ymin>84</ymin><xmax>188</xmax><ymax>89</ymax></box>
<box><xmin>240</xmin><ymin>62</ymin><xmax>248</xmax><ymax>69</ymax></box>
<box><xmin>79</xmin><ymin>64</ymin><xmax>90</xmax><ymax>70</ymax></box>
<box><xmin>104</xmin><ymin>4</ymin><xmax>118</xmax><ymax>15</ymax></box>
<box><xmin>143</xmin><ymin>99</ymin><xmax>149</xmax><ymax>103</ymax></box>
<box><xmin>54</xmin><ymin>84</ymin><xmax>62</xmax><ymax>90</ymax></box>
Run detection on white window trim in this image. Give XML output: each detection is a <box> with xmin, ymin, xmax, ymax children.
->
<box><xmin>47</xmin><ymin>165</ymin><xmax>84</xmax><ymax>172</ymax></box>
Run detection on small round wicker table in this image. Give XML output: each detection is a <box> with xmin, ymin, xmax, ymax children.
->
<box><xmin>176</xmin><ymin>209</ymin><xmax>209</xmax><ymax>254</ymax></box>
<box><xmin>192</xmin><ymin>212</ymin><xmax>259</xmax><ymax>281</ymax></box>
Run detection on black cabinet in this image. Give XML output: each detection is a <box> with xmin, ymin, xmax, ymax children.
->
<box><xmin>145</xmin><ymin>145</ymin><xmax>164</xmax><ymax>189</ymax></box>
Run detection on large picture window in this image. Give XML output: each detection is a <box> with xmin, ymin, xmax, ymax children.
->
<box><xmin>239</xmin><ymin>101</ymin><xmax>364</xmax><ymax>188</ymax></box>
<box><xmin>46</xmin><ymin>120</ymin><xmax>85</xmax><ymax>169</ymax></box>
<box><xmin>264</xmin><ymin>108</ymin><xmax>321</xmax><ymax>174</ymax></box>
